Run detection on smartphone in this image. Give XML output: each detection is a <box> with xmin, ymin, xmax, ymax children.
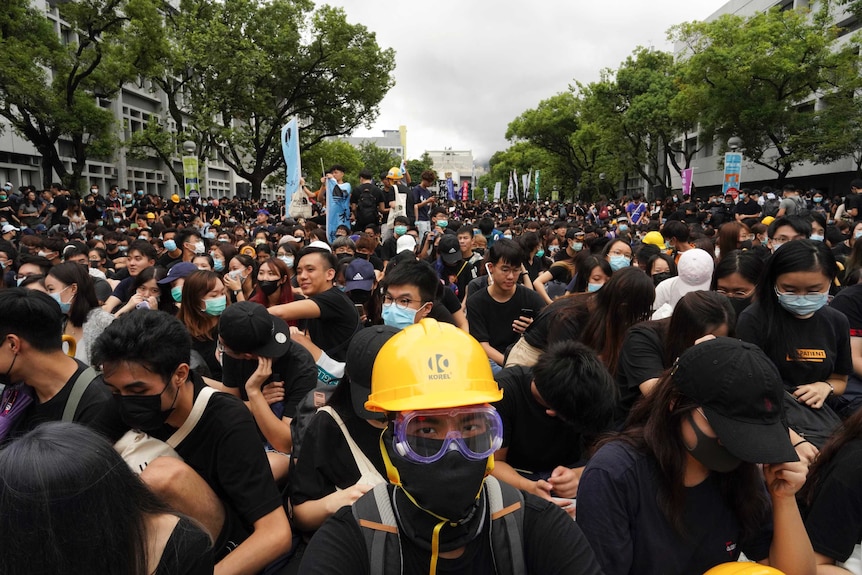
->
<box><xmin>520</xmin><ymin>308</ymin><xmax>534</xmax><ymax>319</ymax></box>
<box><xmin>135</xmin><ymin>301</ymin><xmax>150</xmax><ymax>310</ymax></box>
<box><xmin>354</xmin><ymin>303</ymin><xmax>365</xmax><ymax>315</ymax></box>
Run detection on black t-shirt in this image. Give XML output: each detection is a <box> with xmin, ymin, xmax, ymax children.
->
<box><xmin>221</xmin><ymin>339</ymin><xmax>317</xmax><ymax>417</ymax></box>
<box><xmin>577</xmin><ymin>441</ymin><xmax>772</xmax><ymax>575</ymax></box>
<box><xmin>615</xmin><ymin>323</ymin><xmax>667</xmax><ymax>425</ymax></box>
<box><xmin>380</xmin><ymin>236</ymin><xmax>398</xmax><ymax>262</ymax></box>
<box><xmin>110</xmin><ymin>276</ymin><xmax>135</xmax><ymax>306</ymax></box>
<box><xmin>846</xmin><ymin>193</ymin><xmax>862</xmax><ymax>222</ymax></box>
<box><xmin>466</xmin><ymin>286</ymin><xmax>546</xmax><ymax>355</ymax></box>
<box><xmin>493</xmin><ymin>366</ymin><xmax>583</xmax><ymax>473</ymax></box>
<box><xmin>801</xmin><ymin>438</ymin><xmax>862</xmax><ymax>563</ymax></box>
<box><xmin>155</xmin><ymin>516</ymin><xmax>214</xmax><ymax>575</ymax></box>
<box><xmin>736</xmin><ymin>303</ymin><xmax>852</xmax><ymax>390</ymax></box>
<box><xmin>288</xmin><ymin>405</ymin><xmax>387</xmax><ymax>508</ymax></box>
<box><xmin>147</xmin><ymin>377</ymin><xmax>283</xmax><ymax>548</ymax></box>
<box><xmin>15</xmin><ymin>359</ymin><xmax>111</xmax><ymax>436</ymax></box>
<box><xmin>734</xmin><ymin>199</ymin><xmax>761</xmax><ymax>220</ymax></box>
<box><xmin>300</xmin><ymin>488</ymin><xmax>604</xmax><ymax>575</ymax></box>
<box><xmin>307</xmin><ymin>287</ymin><xmax>360</xmax><ymax>362</ymax></box>
<box><xmin>828</xmin><ymin>284</ymin><xmax>862</xmax><ymax>403</ymax></box>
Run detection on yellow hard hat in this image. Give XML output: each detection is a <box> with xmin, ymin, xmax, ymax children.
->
<box><xmin>703</xmin><ymin>563</ymin><xmax>785</xmax><ymax>575</ymax></box>
<box><xmin>642</xmin><ymin>231</ymin><xmax>665</xmax><ymax>247</ymax></box>
<box><xmin>212</xmin><ymin>219</ymin><xmax>221</xmax><ymax>227</ymax></box>
<box><xmin>171</xmin><ymin>194</ymin><xmax>180</xmax><ymax>203</ymax></box>
<box><xmin>761</xmin><ymin>216</ymin><xmax>775</xmax><ymax>226</ymax></box>
<box><xmin>365</xmin><ymin>318</ymin><xmax>503</xmax><ymax>412</ymax></box>
<box><xmin>386</xmin><ymin>167</ymin><xmax>403</xmax><ymax>180</ymax></box>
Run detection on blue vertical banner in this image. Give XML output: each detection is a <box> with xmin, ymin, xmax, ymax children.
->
<box><xmin>446</xmin><ymin>177</ymin><xmax>455</xmax><ymax>201</ymax></box>
<box><xmin>325</xmin><ymin>176</ymin><xmax>351</xmax><ymax>244</ymax></box>
<box><xmin>281</xmin><ymin>117</ymin><xmax>301</xmax><ymax>204</ymax></box>
<box><xmin>722</xmin><ymin>152</ymin><xmax>742</xmax><ymax>196</ymax></box>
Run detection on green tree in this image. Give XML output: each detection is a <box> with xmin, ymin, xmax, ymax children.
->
<box><xmin>358</xmin><ymin>141</ymin><xmax>399</xmax><ymax>182</ymax></box>
<box><xmin>301</xmin><ymin>140</ymin><xmax>363</xmax><ymax>188</ymax></box>
<box><xmin>670</xmin><ymin>5</ymin><xmax>854</xmax><ymax>183</ymax></box>
<box><xmin>406</xmin><ymin>152</ymin><xmax>435</xmax><ymax>180</ymax></box>
<box><xmin>0</xmin><ymin>0</ymin><xmax>167</xmax><ymax>191</ymax></box>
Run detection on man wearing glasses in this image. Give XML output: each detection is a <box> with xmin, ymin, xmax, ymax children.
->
<box><xmin>300</xmin><ymin>319</ymin><xmax>603</xmax><ymax>574</ymax></box>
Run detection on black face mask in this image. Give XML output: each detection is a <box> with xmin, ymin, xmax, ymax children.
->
<box><xmin>258</xmin><ymin>280</ymin><xmax>280</xmax><ymax>296</ymax></box>
<box><xmin>336</xmin><ymin>252</ymin><xmax>352</xmax><ymax>261</ymax></box>
<box><xmin>113</xmin><ymin>381</ymin><xmax>179</xmax><ymax>432</ymax></box>
<box><xmin>653</xmin><ymin>271</ymin><xmax>674</xmax><ymax>287</ymax></box>
<box><xmin>349</xmin><ymin>289</ymin><xmax>371</xmax><ymax>304</ymax></box>
<box><xmin>685</xmin><ymin>412</ymin><xmax>741</xmax><ymax>473</ymax></box>
<box><xmin>727</xmin><ymin>295</ymin><xmax>753</xmax><ymax>318</ymax></box>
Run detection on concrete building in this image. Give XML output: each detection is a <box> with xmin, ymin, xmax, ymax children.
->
<box><xmin>340</xmin><ymin>127</ymin><xmax>407</xmax><ymax>158</ymax></box>
<box><xmin>668</xmin><ymin>0</ymin><xmax>860</xmax><ymax>198</ymax></box>
<box><xmin>0</xmin><ymin>0</ymin><xmax>252</xmax><ymax>200</ymax></box>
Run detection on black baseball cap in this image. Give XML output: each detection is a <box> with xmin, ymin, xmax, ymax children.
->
<box><xmin>218</xmin><ymin>301</ymin><xmax>291</xmax><ymax>358</ymax></box>
<box><xmin>437</xmin><ymin>234</ymin><xmax>462</xmax><ymax>266</ymax></box>
<box><xmin>672</xmin><ymin>337</ymin><xmax>798</xmax><ymax>464</ymax></box>
<box><xmin>346</xmin><ymin>325</ymin><xmax>399</xmax><ymax>420</ymax></box>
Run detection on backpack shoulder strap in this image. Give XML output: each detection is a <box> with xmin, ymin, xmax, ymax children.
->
<box><xmin>352</xmin><ymin>483</ymin><xmax>402</xmax><ymax>575</ymax></box>
<box><xmin>319</xmin><ymin>406</ymin><xmax>386</xmax><ymax>486</ymax></box>
<box><xmin>61</xmin><ymin>366</ymin><xmax>99</xmax><ymax>422</ymax></box>
<box><xmin>167</xmin><ymin>386</ymin><xmax>216</xmax><ymax>448</ymax></box>
<box><xmin>485</xmin><ymin>476</ymin><xmax>526</xmax><ymax>575</ymax></box>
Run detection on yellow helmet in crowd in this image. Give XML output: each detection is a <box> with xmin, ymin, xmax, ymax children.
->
<box><xmin>366</xmin><ymin>319</ymin><xmax>502</xmax><ymax>412</ymax></box>
<box><xmin>703</xmin><ymin>563</ymin><xmax>785</xmax><ymax>575</ymax></box>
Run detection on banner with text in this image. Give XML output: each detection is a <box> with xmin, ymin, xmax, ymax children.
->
<box><xmin>722</xmin><ymin>153</ymin><xmax>742</xmax><ymax>197</ymax></box>
<box><xmin>182</xmin><ymin>156</ymin><xmax>199</xmax><ymax>199</ymax></box>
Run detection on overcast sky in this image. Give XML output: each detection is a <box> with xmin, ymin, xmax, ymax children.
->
<box><xmin>330</xmin><ymin>0</ymin><xmax>729</xmax><ymax>164</ymax></box>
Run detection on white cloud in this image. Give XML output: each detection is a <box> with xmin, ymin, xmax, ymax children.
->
<box><xmin>330</xmin><ymin>0</ymin><xmax>728</xmax><ymax>162</ymax></box>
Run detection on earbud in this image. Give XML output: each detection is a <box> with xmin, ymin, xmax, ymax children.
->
<box><xmin>394</xmin><ymin>440</ymin><xmax>407</xmax><ymax>456</ymax></box>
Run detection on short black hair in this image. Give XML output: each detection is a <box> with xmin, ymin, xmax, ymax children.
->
<box><xmin>297</xmin><ymin>247</ymin><xmax>337</xmax><ymax>271</ymax></box>
<box><xmin>175</xmin><ymin>228</ymin><xmax>202</xmax><ymax>250</ymax></box>
<box><xmin>0</xmin><ymin>288</ymin><xmax>64</xmax><ymax>352</ymax></box>
<box><xmin>328</xmin><ymin>164</ymin><xmax>346</xmax><ymax>173</ymax></box>
<box><xmin>488</xmin><ymin>238</ymin><xmax>524</xmax><ymax>267</ymax></box>
<box><xmin>127</xmin><ymin>239</ymin><xmax>157</xmax><ymax>261</ymax></box>
<box><xmin>532</xmin><ymin>340</ymin><xmax>616</xmax><ymax>431</ymax></box>
<box><xmin>768</xmin><ymin>216</ymin><xmax>811</xmax><ymax>239</ymax></box>
<box><xmin>359</xmin><ymin>169</ymin><xmax>373</xmax><ymax>180</ymax></box>
<box><xmin>91</xmin><ymin>310</ymin><xmax>191</xmax><ymax>385</ymax></box>
<box><xmin>381</xmin><ymin>259</ymin><xmax>439</xmax><ymax>303</ymax></box>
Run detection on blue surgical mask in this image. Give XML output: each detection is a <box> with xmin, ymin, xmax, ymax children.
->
<box><xmin>113</xmin><ymin>217</ymin><xmax>122</xmax><ymax>224</ymax></box>
<box><xmin>503</xmin><ymin>234</ymin><xmax>512</xmax><ymax>240</ymax></box>
<box><xmin>536</xmin><ymin>249</ymin><xmax>545</xmax><ymax>258</ymax></box>
<box><xmin>572</xmin><ymin>242</ymin><xmax>583</xmax><ymax>252</ymax></box>
<box><xmin>163</xmin><ymin>239</ymin><xmax>177</xmax><ymax>251</ymax></box>
<box><xmin>814</xmin><ymin>197</ymin><xmax>823</xmax><ymax>203</ymax></box>
<box><xmin>213</xmin><ymin>258</ymin><xmax>225</xmax><ymax>272</ymax></box>
<box><xmin>382</xmin><ymin>302</ymin><xmax>419</xmax><ymax>329</ymax></box>
<box><xmin>587</xmin><ymin>283</ymin><xmax>603</xmax><ymax>292</ymax></box>
<box><xmin>609</xmin><ymin>255</ymin><xmax>631</xmax><ymax>271</ymax></box>
<box><xmin>855</xmin><ymin>231</ymin><xmax>862</xmax><ymax>240</ymax></box>
<box><xmin>394</xmin><ymin>225</ymin><xmax>408</xmax><ymax>236</ymax></box>
<box><xmin>810</xmin><ymin>234</ymin><xmax>824</xmax><ymax>242</ymax></box>
<box><xmin>94</xmin><ymin>235</ymin><xmax>103</xmax><ymax>241</ymax></box>
<box><xmin>137</xmin><ymin>235</ymin><xmax>147</xmax><ymax>241</ymax></box>
<box><xmin>618</xmin><ymin>224</ymin><xmax>629</xmax><ymax>233</ymax></box>
<box><xmin>203</xmin><ymin>232</ymin><xmax>215</xmax><ymax>240</ymax></box>
<box><xmin>50</xmin><ymin>287</ymin><xmax>72</xmax><ymax>314</ymax></box>
<box><xmin>171</xmin><ymin>285</ymin><xmax>183</xmax><ymax>303</ymax></box>
<box><xmin>203</xmin><ymin>295</ymin><xmax>227</xmax><ymax>316</ymax></box>
<box><xmin>278</xmin><ymin>255</ymin><xmax>294</xmax><ymax>268</ymax></box>
<box><xmin>437</xmin><ymin>220</ymin><xmax>448</xmax><ymax>228</ymax></box>
<box><xmin>775</xmin><ymin>288</ymin><xmax>828</xmax><ymax>317</ymax></box>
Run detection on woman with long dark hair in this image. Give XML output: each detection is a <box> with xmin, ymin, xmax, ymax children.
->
<box><xmin>800</xmin><ymin>407</ymin><xmax>862</xmax><ymax>572</ymax></box>
<box><xmin>578</xmin><ymin>338</ymin><xmax>814</xmax><ymax>575</ymax></box>
<box><xmin>177</xmin><ymin>270</ymin><xmax>228</xmax><ymax>380</ymax></box>
<box><xmin>0</xmin><ymin>422</ymin><xmax>212</xmax><ymax>575</ymax></box>
<box><xmin>737</xmin><ymin>240</ymin><xmax>851</xmax><ymax>447</ymax></box>
<box><xmin>223</xmin><ymin>254</ymin><xmax>256</xmax><ymax>303</ymax></box>
<box><xmin>615</xmin><ymin>291</ymin><xmax>735</xmax><ymax>425</ymax></box>
<box><xmin>710</xmin><ymin>249</ymin><xmax>766</xmax><ymax>318</ymax></box>
<box><xmin>45</xmin><ymin>262</ymin><xmax>115</xmax><ymax>363</ymax></box>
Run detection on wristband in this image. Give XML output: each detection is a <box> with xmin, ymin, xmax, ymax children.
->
<box><xmin>824</xmin><ymin>381</ymin><xmax>835</xmax><ymax>395</ymax></box>
<box><xmin>793</xmin><ymin>439</ymin><xmax>810</xmax><ymax>448</ymax></box>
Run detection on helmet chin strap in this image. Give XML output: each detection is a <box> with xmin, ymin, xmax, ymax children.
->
<box><xmin>378</xmin><ymin>431</ymin><xmax>496</xmax><ymax>575</ymax></box>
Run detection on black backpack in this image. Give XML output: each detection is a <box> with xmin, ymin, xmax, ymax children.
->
<box><xmin>357</xmin><ymin>186</ymin><xmax>378</xmax><ymax>223</ymax></box>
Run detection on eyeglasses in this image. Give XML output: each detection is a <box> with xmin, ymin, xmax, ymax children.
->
<box><xmin>382</xmin><ymin>293</ymin><xmax>420</xmax><ymax>310</ymax></box>
<box><xmin>392</xmin><ymin>406</ymin><xmax>504</xmax><ymax>464</ymax></box>
<box><xmin>716</xmin><ymin>288</ymin><xmax>754</xmax><ymax>298</ymax></box>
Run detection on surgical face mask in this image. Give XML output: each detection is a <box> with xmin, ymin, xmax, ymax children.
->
<box><xmin>685</xmin><ymin>411</ymin><xmax>741</xmax><ymax>473</ymax></box>
<box><xmin>37</xmin><ymin>251</ymin><xmax>50</xmax><ymax>258</ymax></box>
<box><xmin>94</xmin><ymin>235</ymin><xmax>103</xmax><ymax>241</ymax></box>
<box><xmin>212</xmin><ymin>258</ymin><xmax>225</xmax><ymax>272</ymax></box>
<box><xmin>118</xmin><ymin>246</ymin><xmax>128</xmax><ymax>253</ymax></box>
<box><xmin>535</xmin><ymin>249</ymin><xmax>545</xmax><ymax>258</ymax></box>
<box><xmin>113</xmin><ymin>217</ymin><xmax>122</xmax><ymax>224</ymax></box>
<box><xmin>855</xmin><ymin>231</ymin><xmax>862</xmax><ymax>240</ymax></box>
<box><xmin>775</xmin><ymin>288</ymin><xmax>828</xmax><ymax>317</ymax></box>
<box><xmin>278</xmin><ymin>255</ymin><xmax>294</xmax><ymax>268</ymax></box>
<box><xmin>810</xmin><ymin>234</ymin><xmax>824</xmax><ymax>242</ymax></box>
<box><xmin>814</xmin><ymin>197</ymin><xmax>823</xmax><ymax>203</ymax></box>
<box><xmin>255</xmin><ymin>238</ymin><xmax>266</xmax><ymax>246</ymax></box>
<box><xmin>171</xmin><ymin>285</ymin><xmax>183</xmax><ymax>303</ymax></box>
<box><xmin>572</xmin><ymin>241</ymin><xmax>583</xmax><ymax>252</ymax></box>
<box><xmin>163</xmin><ymin>239</ymin><xmax>177</xmax><ymax>252</ymax></box>
<box><xmin>382</xmin><ymin>302</ymin><xmax>419</xmax><ymax>329</ymax></box>
<box><xmin>618</xmin><ymin>224</ymin><xmax>628</xmax><ymax>233</ymax></box>
<box><xmin>609</xmin><ymin>255</ymin><xmax>631</xmax><ymax>271</ymax></box>
<box><xmin>503</xmin><ymin>234</ymin><xmax>512</xmax><ymax>240</ymax></box>
<box><xmin>587</xmin><ymin>283</ymin><xmax>603</xmax><ymax>292</ymax></box>
<box><xmin>50</xmin><ymin>286</ymin><xmax>73</xmax><ymax>314</ymax></box>
<box><xmin>2</xmin><ymin>185</ymin><xmax>10</xmax><ymax>192</ymax></box>
<box><xmin>203</xmin><ymin>295</ymin><xmax>227</xmax><ymax>316</ymax></box>
<box><xmin>394</xmin><ymin>225</ymin><xmax>408</xmax><ymax>236</ymax></box>
<box><xmin>0</xmin><ymin>195</ymin><xmax>6</xmax><ymax>202</ymax></box>
<box><xmin>192</xmin><ymin>241</ymin><xmax>205</xmax><ymax>255</ymax></box>
<box><xmin>437</xmin><ymin>219</ymin><xmax>448</xmax><ymax>228</ymax></box>
<box><xmin>203</xmin><ymin>232</ymin><xmax>215</xmax><ymax>240</ymax></box>
<box><xmin>137</xmin><ymin>235</ymin><xmax>148</xmax><ymax>241</ymax></box>
<box><xmin>112</xmin><ymin>381</ymin><xmax>179</xmax><ymax>432</ymax></box>
<box><xmin>228</xmin><ymin>269</ymin><xmax>245</xmax><ymax>283</ymax></box>
<box><xmin>91</xmin><ymin>188</ymin><xmax>98</xmax><ymax>194</ymax></box>
<box><xmin>548</xmin><ymin>245</ymin><xmax>560</xmax><ymax>254</ymax></box>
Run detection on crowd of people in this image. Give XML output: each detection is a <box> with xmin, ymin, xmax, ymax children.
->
<box><xmin>2</xmin><ymin>168</ymin><xmax>862</xmax><ymax>574</ymax></box>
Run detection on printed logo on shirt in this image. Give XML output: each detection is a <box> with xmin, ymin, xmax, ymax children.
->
<box><xmin>787</xmin><ymin>349</ymin><xmax>826</xmax><ymax>362</ymax></box>
<box><xmin>725</xmin><ymin>541</ymin><xmax>737</xmax><ymax>556</ymax></box>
